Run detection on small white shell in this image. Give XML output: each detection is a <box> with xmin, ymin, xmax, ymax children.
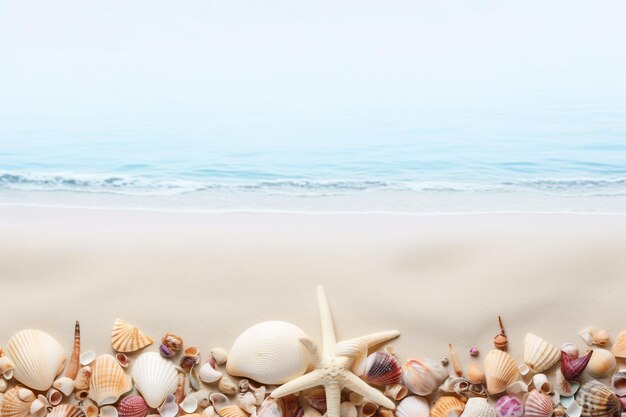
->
<box><xmin>239</xmin><ymin>392</ymin><xmax>257</xmax><ymax>414</ymax></box>
<box><xmin>396</xmin><ymin>396</ymin><xmax>429</xmax><ymax>417</ymax></box>
<box><xmin>0</xmin><ymin>357</ymin><xmax>15</xmax><ymax>379</ymax></box>
<box><xmin>611</xmin><ymin>370</ymin><xmax>626</xmax><ymax>396</ymax></box>
<box><xmin>210</xmin><ymin>393</ymin><xmax>231</xmax><ymax>414</ymax></box>
<box><xmin>199</xmin><ymin>361</ymin><xmax>223</xmax><ymax>383</ymax></box>
<box><xmin>100</xmin><ymin>405</ymin><xmax>119</xmax><ymax>417</ymax></box>
<box><xmin>340</xmin><ymin>403</ymin><xmax>357</xmax><ymax>417</ymax></box>
<box><xmin>131</xmin><ymin>352</ymin><xmax>178</xmax><ymax>408</ymax></box>
<box><xmin>190</xmin><ymin>389</ymin><xmax>211</xmax><ymax>408</ymax></box>
<box><xmin>53</xmin><ymin>377</ymin><xmax>75</xmax><ymax>396</ymax></box>
<box><xmin>29</xmin><ymin>399</ymin><xmax>47</xmax><ymax>417</ymax></box>
<box><xmin>211</xmin><ymin>348</ymin><xmax>229</xmax><ymax>366</ymax></box>
<box><xmin>532</xmin><ymin>374</ymin><xmax>552</xmax><ymax>394</ymax></box>
<box><xmin>80</xmin><ymin>351</ymin><xmax>96</xmax><ymax>366</ymax></box>
<box><xmin>180</xmin><ymin>395</ymin><xmax>198</xmax><ymax>413</ymax></box>
<box><xmin>203</xmin><ymin>407</ymin><xmax>217</xmax><ymax>417</ymax></box>
<box><xmin>157</xmin><ymin>395</ymin><xmax>178</xmax><ymax>417</ymax></box>
<box><xmin>218</xmin><ymin>376</ymin><xmax>238</xmax><ymax>395</ymax></box>
<box><xmin>47</xmin><ymin>388</ymin><xmax>63</xmax><ymax>406</ymax></box>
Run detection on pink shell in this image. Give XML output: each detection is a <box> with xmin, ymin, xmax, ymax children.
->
<box><xmin>118</xmin><ymin>395</ymin><xmax>150</xmax><ymax>417</ymax></box>
<box><xmin>362</xmin><ymin>352</ymin><xmax>402</xmax><ymax>386</ymax></box>
<box><xmin>524</xmin><ymin>390</ymin><xmax>553</xmax><ymax>417</ymax></box>
<box><xmin>561</xmin><ymin>350</ymin><xmax>592</xmax><ymax>380</ymax></box>
<box><xmin>496</xmin><ymin>395</ymin><xmax>523</xmax><ymax>417</ymax></box>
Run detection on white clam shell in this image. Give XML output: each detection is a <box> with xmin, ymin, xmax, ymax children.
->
<box><xmin>53</xmin><ymin>377</ymin><xmax>75</xmax><ymax>396</ymax></box>
<box><xmin>181</xmin><ymin>395</ymin><xmax>198</xmax><ymax>413</ymax></box>
<box><xmin>6</xmin><ymin>329</ymin><xmax>66</xmax><ymax>391</ymax></box>
<box><xmin>226</xmin><ymin>321</ymin><xmax>311</xmax><ymax>385</ymax></box>
<box><xmin>80</xmin><ymin>351</ymin><xmax>97</xmax><ymax>366</ymax></box>
<box><xmin>89</xmin><ymin>354</ymin><xmax>132</xmax><ymax>406</ymax></box>
<box><xmin>199</xmin><ymin>362</ymin><xmax>223</xmax><ymax>383</ymax></box>
<box><xmin>100</xmin><ymin>405</ymin><xmax>119</xmax><ymax>417</ymax></box>
<box><xmin>396</xmin><ymin>396</ymin><xmax>429</xmax><ymax>417</ymax></box>
<box><xmin>158</xmin><ymin>395</ymin><xmax>178</xmax><ymax>417</ymax></box>
<box><xmin>132</xmin><ymin>352</ymin><xmax>178</xmax><ymax>409</ymax></box>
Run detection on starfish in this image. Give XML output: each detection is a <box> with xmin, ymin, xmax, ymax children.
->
<box><xmin>271</xmin><ymin>286</ymin><xmax>400</xmax><ymax>417</ymax></box>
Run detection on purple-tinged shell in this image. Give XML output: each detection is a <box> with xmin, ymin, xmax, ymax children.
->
<box><xmin>496</xmin><ymin>395</ymin><xmax>523</xmax><ymax>417</ymax></box>
<box><xmin>118</xmin><ymin>396</ymin><xmax>150</xmax><ymax>417</ymax></box>
<box><xmin>160</xmin><ymin>344</ymin><xmax>175</xmax><ymax>358</ymax></box>
<box><xmin>561</xmin><ymin>350</ymin><xmax>592</xmax><ymax>380</ymax></box>
<box><xmin>470</xmin><ymin>347</ymin><xmax>479</xmax><ymax>357</ymax></box>
<box><xmin>362</xmin><ymin>351</ymin><xmax>402</xmax><ymax>386</ymax></box>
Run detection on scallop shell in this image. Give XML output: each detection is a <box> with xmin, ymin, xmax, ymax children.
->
<box><xmin>111</xmin><ymin>319</ymin><xmax>153</xmax><ymax>353</ymax></box>
<box><xmin>88</xmin><ymin>354</ymin><xmax>132</xmax><ymax>406</ymax></box>
<box><xmin>132</xmin><ymin>352</ymin><xmax>178</xmax><ymax>408</ymax></box>
<box><xmin>402</xmin><ymin>359</ymin><xmax>448</xmax><ymax>396</ymax></box>
<box><xmin>430</xmin><ymin>396</ymin><xmax>465</xmax><ymax>417</ymax></box>
<box><xmin>587</xmin><ymin>349</ymin><xmax>616</xmax><ymax>379</ymax></box>
<box><xmin>575</xmin><ymin>380</ymin><xmax>621</xmax><ymax>417</ymax></box>
<box><xmin>1</xmin><ymin>387</ymin><xmax>36</xmax><ymax>417</ymax></box>
<box><xmin>495</xmin><ymin>395</ymin><xmax>523</xmax><ymax>417</ymax></box>
<box><xmin>47</xmin><ymin>405</ymin><xmax>86</xmax><ymax>417</ymax></box>
<box><xmin>460</xmin><ymin>398</ymin><xmax>496</xmax><ymax>417</ymax></box>
<box><xmin>524</xmin><ymin>389</ymin><xmax>553</xmax><ymax>417</ymax></box>
<box><xmin>483</xmin><ymin>349</ymin><xmax>520</xmax><ymax>395</ymax></box>
<box><xmin>524</xmin><ymin>333</ymin><xmax>560</xmax><ymax>373</ymax></box>
<box><xmin>118</xmin><ymin>395</ymin><xmax>150</xmax><ymax>417</ymax></box>
<box><xmin>226</xmin><ymin>321</ymin><xmax>311</xmax><ymax>385</ymax></box>
<box><xmin>396</xmin><ymin>396</ymin><xmax>429</xmax><ymax>417</ymax></box>
<box><xmin>362</xmin><ymin>352</ymin><xmax>402</xmax><ymax>386</ymax></box>
<box><xmin>611</xmin><ymin>332</ymin><xmax>626</xmax><ymax>358</ymax></box>
<box><xmin>6</xmin><ymin>329</ymin><xmax>66</xmax><ymax>391</ymax></box>
<box><xmin>562</xmin><ymin>350</ymin><xmax>593</xmax><ymax>380</ymax></box>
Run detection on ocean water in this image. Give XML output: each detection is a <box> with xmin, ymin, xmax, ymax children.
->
<box><xmin>1</xmin><ymin>106</ymin><xmax>626</xmax><ymax>213</ymax></box>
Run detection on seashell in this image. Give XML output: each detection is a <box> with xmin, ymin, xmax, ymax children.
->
<box><xmin>226</xmin><ymin>321</ymin><xmax>311</xmax><ymax>385</ymax></box>
<box><xmin>159</xmin><ymin>345</ymin><xmax>175</xmax><ymax>359</ymax></box>
<box><xmin>361</xmin><ymin>402</ymin><xmax>378</xmax><ymax>417</ymax></box>
<box><xmin>340</xmin><ymin>403</ymin><xmax>357</xmax><ymax>417</ymax></box>
<box><xmin>85</xmin><ymin>405</ymin><xmax>99</xmax><ymax>417</ymax></box>
<box><xmin>565</xmin><ymin>399</ymin><xmax>582</xmax><ymax>417</ymax></box>
<box><xmin>0</xmin><ymin>379</ymin><xmax>7</xmax><ymax>393</ymax></box>
<box><xmin>211</xmin><ymin>348</ymin><xmax>229</xmax><ymax>366</ymax></box>
<box><xmin>203</xmin><ymin>408</ymin><xmax>216</xmax><ymax>417</ymax></box>
<box><xmin>561</xmin><ymin>344</ymin><xmax>579</xmax><ymax>359</ymax></box>
<box><xmin>556</xmin><ymin>368</ymin><xmax>580</xmax><ymax>397</ymax></box>
<box><xmin>190</xmin><ymin>390</ymin><xmax>210</xmax><ymax>408</ymax></box>
<box><xmin>74</xmin><ymin>366</ymin><xmax>91</xmax><ymax>390</ymax></box>
<box><xmin>100</xmin><ymin>406</ymin><xmax>119</xmax><ymax>417</ymax></box>
<box><xmin>181</xmin><ymin>396</ymin><xmax>199</xmax><ymax>414</ymax></box>
<box><xmin>384</xmin><ymin>384</ymin><xmax>408</xmax><ymax>401</ymax></box>
<box><xmin>48</xmin><ymin>404</ymin><xmax>86</xmax><ymax>417</ymax></box>
<box><xmin>612</xmin><ymin>332</ymin><xmax>626</xmax><ymax>358</ymax></box>
<box><xmin>180</xmin><ymin>346</ymin><xmax>200</xmax><ymax>373</ymax></box>
<box><xmin>80</xmin><ymin>352</ymin><xmax>96</xmax><ymax>366</ymax></box>
<box><xmin>305</xmin><ymin>389</ymin><xmax>326</xmax><ymax>412</ymax></box>
<box><xmin>157</xmin><ymin>395</ymin><xmax>178</xmax><ymax>417</ymax></box>
<box><xmin>575</xmin><ymin>380</ymin><xmax>621</xmax><ymax>417</ymax></box>
<box><xmin>524</xmin><ymin>390</ymin><xmax>553</xmax><ymax>417</ymax></box>
<box><xmin>250</xmin><ymin>382</ymin><xmax>266</xmax><ymax>406</ymax></box>
<box><xmin>579</xmin><ymin>328</ymin><xmax>610</xmax><ymax>348</ymax></box>
<box><xmin>524</xmin><ymin>333</ymin><xmax>560</xmax><ymax>374</ymax></box>
<box><xmin>111</xmin><ymin>319</ymin><xmax>153</xmax><ymax>353</ymax></box>
<box><xmin>89</xmin><ymin>354</ymin><xmax>132</xmax><ymax>406</ymax></box>
<box><xmin>118</xmin><ymin>395</ymin><xmax>150</xmax><ymax>417</ymax></box>
<box><xmin>219</xmin><ymin>406</ymin><xmax>247</xmax><ymax>417</ymax></box>
<box><xmin>586</xmin><ymin>349</ymin><xmax>616</xmax><ymax>379</ymax></box>
<box><xmin>466</xmin><ymin>363</ymin><xmax>484</xmax><ymax>384</ymax></box>
<box><xmin>483</xmin><ymin>349</ymin><xmax>520</xmax><ymax>395</ymax></box>
<box><xmin>402</xmin><ymin>359</ymin><xmax>448</xmax><ymax>396</ymax></box>
<box><xmin>611</xmin><ymin>370</ymin><xmax>626</xmax><ymax>396</ymax></box>
<box><xmin>174</xmin><ymin>373</ymin><xmax>185</xmax><ymax>404</ymax></box>
<box><xmin>494</xmin><ymin>316</ymin><xmax>508</xmax><ymax>351</ymax></box>
<box><xmin>238</xmin><ymin>379</ymin><xmax>250</xmax><ymax>394</ymax></box>
<box><xmin>188</xmin><ymin>368</ymin><xmax>201</xmax><ymax>391</ymax></box>
<box><xmin>448</xmin><ymin>344</ymin><xmax>463</xmax><ymax>378</ymax></box>
<box><xmin>161</xmin><ymin>333</ymin><xmax>183</xmax><ymax>352</ymax></box>
<box><xmin>0</xmin><ymin>357</ymin><xmax>15</xmax><ymax>380</ymax></box>
<box><xmin>238</xmin><ymin>392</ymin><xmax>257</xmax><ymax>414</ymax></box>
<box><xmin>65</xmin><ymin>322</ymin><xmax>81</xmax><ymax>380</ymax></box>
<box><xmin>29</xmin><ymin>398</ymin><xmax>47</xmax><ymax>417</ymax></box>
<box><xmin>531</xmin><ymin>374</ymin><xmax>552</xmax><ymax>394</ymax></box>
<box><xmin>506</xmin><ymin>381</ymin><xmax>527</xmax><ymax>396</ymax></box>
<box><xmin>53</xmin><ymin>377</ymin><xmax>75</xmax><ymax>396</ymax></box>
<box><xmin>210</xmin><ymin>393</ymin><xmax>230</xmax><ymax>414</ymax></box>
<box><xmin>395</xmin><ymin>396</ymin><xmax>429</xmax><ymax>417</ymax></box>
<box><xmin>430</xmin><ymin>396</ymin><xmax>465</xmax><ymax>417</ymax></box>
<box><xmin>495</xmin><ymin>395</ymin><xmax>523</xmax><ymax>417</ymax></box>
<box><xmin>362</xmin><ymin>352</ymin><xmax>402</xmax><ymax>386</ymax></box>
<box><xmin>115</xmin><ymin>353</ymin><xmax>129</xmax><ymax>368</ymax></box>
<box><xmin>132</xmin><ymin>352</ymin><xmax>178</xmax><ymax>409</ymax></box>
<box><xmin>562</xmin><ymin>351</ymin><xmax>593</xmax><ymax>380</ymax></box>
<box><xmin>439</xmin><ymin>376</ymin><xmax>469</xmax><ymax>395</ymax></box>
<box><xmin>218</xmin><ymin>376</ymin><xmax>238</xmax><ymax>395</ymax></box>
<box><xmin>47</xmin><ymin>388</ymin><xmax>63</xmax><ymax>406</ymax></box>
<box><xmin>460</xmin><ymin>398</ymin><xmax>496</xmax><ymax>417</ymax></box>
<box><xmin>6</xmin><ymin>329</ymin><xmax>66</xmax><ymax>391</ymax></box>
<box><xmin>198</xmin><ymin>360</ymin><xmax>223</xmax><ymax>383</ymax></box>
<box><xmin>1</xmin><ymin>387</ymin><xmax>36</xmax><ymax>417</ymax></box>
<box><xmin>75</xmin><ymin>390</ymin><xmax>89</xmax><ymax>401</ymax></box>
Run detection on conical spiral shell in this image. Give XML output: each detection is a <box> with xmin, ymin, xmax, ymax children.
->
<box><xmin>226</xmin><ymin>321</ymin><xmax>311</xmax><ymax>385</ymax></box>
<box><xmin>523</xmin><ymin>333</ymin><xmax>560</xmax><ymax>373</ymax></box>
<box><xmin>131</xmin><ymin>352</ymin><xmax>178</xmax><ymax>408</ymax></box>
<box><xmin>89</xmin><ymin>354</ymin><xmax>132</xmax><ymax>406</ymax></box>
<box><xmin>396</xmin><ymin>397</ymin><xmax>429</xmax><ymax>417</ymax></box>
<box><xmin>430</xmin><ymin>396</ymin><xmax>465</xmax><ymax>417</ymax></box>
<box><xmin>111</xmin><ymin>319</ymin><xmax>153</xmax><ymax>353</ymax></box>
<box><xmin>1</xmin><ymin>387</ymin><xmax>35</xmax><ymax>417</ymax></box>
<box><xmin>460</xmin><ymin>398</ymin><xmax>496</xmax><ymax>417</ymax></box>
<box><xmin>561</xmin><ymin>350</ymin><xmax>592</xmax><ymax>380</ymax></box>
<box><xmin>575</xmin><ymin>380</ymin><xmax>621</xmax><ymax>417</ymax></box>
<box><xmin>362</xmin><ymin>352</ymin><xmax>402</xmax><ymax>386</ymax></box>
<box><xmin>524</xmin><ymin>389</ymin><xmax>553</xmax><ymax>417</ymax></box>
<box><xmin>47</xmin><ymin>405</ymin><xmax>86</xmax><ymax>417</ymax></box>
<box><xmin>483</xmin><ymin>350</ymin><xmax>519</xmax><ymax>395</ymax></box>
<box><xmin>6</xmin><ymin>330</ymin><xmax>66</xmax><ymax>391</ymax></box>
<box><xmin>402</xmin><ymin>359</ymin><xmax>448</xmax><ymax>396</ymax></box>
<box><xmin>118</xmin><ymin>395</ymin><xmax>150</xmax><ymax>417</ymax></box>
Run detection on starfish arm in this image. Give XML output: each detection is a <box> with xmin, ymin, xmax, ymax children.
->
<box><xmin>343</xmin><ymin>372</ymin><xmax>396</xmax><ymax>410</ymax></box>
<box><xmin>317</xmin><ymin>286</ymin><xmax>337</xmax><ymax>358</ymax></box>
<box><xmin>324</xmin><ymin>383</ymin><xmax>342</xmax><ymax>417</ymax></box>
<box><xmin>358</xmin><ymin>330</ymin><xmax>400</xmax><ymax>349</ymax></box>
<box><xmin>270</xmin><ymin>370</ymin><xmax>323</xmax><ymax>398</ymax></box>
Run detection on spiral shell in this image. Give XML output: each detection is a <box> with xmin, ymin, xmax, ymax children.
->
<box><xmin>111</xmin><ymin>319</ymin><xmax>153</xmax><ymax>353</ymax></box>
<box><xmin>483</xmin><ymin>349</ymin><xmax>519</xmax><ymax>395</ymax></box>
<box><xmin>88</xmin><ymin>354</ymin><xmax>132</xmax><ymax>406</ymax></box>
<box><xmin>524</xmin><ymin>389</ymin><xmax>553</xmax><ymax>417</ymax></box>
<box><xmin>362</xmin><ymin>352</ymin><xmax>402</xmax><ymax>386</ymax></box>
<box><xmin>430</xmin><ymin>396</ymin><xmax>465</xmax><ymax>417</ymax></box>
<box><xmin>395</xmin><ymin>396</ymin><xmax>429</xmax><ymax>417</ymax></box>
<box><xmin>523</xmin><ymin>333</ymin><xmax>560</xmax><ymax>373</ymax></box>
<box><xmin>495</xmin><ymin>395</ymin><xmax>523</xmax><ymax>417</ymax></box>
<box><xmin>131</xmin><ymin>352</ymin><xmax>178</xmax><ymax>408</ymax></box>
<box><xmin>118</xmin><ymin>395</ymin><xmax>150</xmax><ymax>417</ymax></box>
<box><xmin>402</xmin><ymin>359</ymin><xmax>448</xmax><ymax>396</ymax></box>
<box><xmin>575</xmin><ymin>380</ymin><xmax>621</xmax><ymax>417</ymax></box>
<box><xmin>561</xmin><ymin>350</ymin><xmax>592</xmax><ymax>380</ymax></box>
<box><xmin>47</xmin><ymin>405</ymin><xmax>86</xmax><ymax>417</ymax></box>
<box><xmin>1</xmin><ymin>387</ymin><xmax>36</xmax><ymax>417</ymax></box>
<box><xmin>460</xmin><ymin>398</ymin><xmax>496</xmax><ymax>417</ymax></box>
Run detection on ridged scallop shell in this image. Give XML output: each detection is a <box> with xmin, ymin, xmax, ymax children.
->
<box><xmin>402</xmin><ymin>359</ymin><xmax>448</xmax><ymax>396</ymax></box>
<box><xmin>47</xmin><ymin>405</ymin><xmax>86</xmax><ymax>417</ymax></box>
<box><xmin>524</xmin><ymin>333</ymin><xmax>560</xmax><ymax>373</ymax></box>
<box><xmin>362</xmin><ymin>352</ymin><xmax>402</xmax><ymax>386</ymax></box>
<box><xmin>460</xmin><ymin>398</ymin><xmax>496</xmax><ymax>417</ymax></box>
<box><xmin>483</xmin><ymin>349</ymin><xmax>520</xmax><ymax>395</ymax></box>
<box><xmin>118</xmin><ymin>395</ymin><xmax>150</xmax><ymax>417</ymax></box>
<box><xmin>575</xmin><ymin>380</ymin><xmax>621</xmax><ymax>417</ymax></box>
<box><xmin>1</xmin><ymin>387</ymin><xmax>36</xmax><ymax>417</ymax></box>
<box><xmin>6</xmin><ymin>330</ymin><xmax>66</xmax><ymax>391</ymax></box>
<box><xmin>111</xmin><ymin>319</ymin><xmax>154</xmax><ymax>353</ymax></box>
<box><xmin>430</xmin><ymin>396</ymin><xmax>465</xmax><ymax>417</ymax></box>
<box><xmin>396</xmin><ymin>396</ymin><xmax>429</xmax><ymax>417</ymax></box>
<box><xmin>611</xmin><ymin>332</ymin><xmax>626</xmax><ymax>358</ymax></box>
<box><xmin>89</xmin><ymin>354</ymin><xmax>132</xmax><ymax>406</ymax></box>
<box><xmin>524</xmin><ymin>389</ymin><xmax>553</xmax><ymax>417</ymax></box>
<box><xmin>587</xmin><ymin>349</ymin><xmax>616</xmax><ymax>379</ymax></box>
<box><xmin>132</xmin><ymin>352</ymin><xmax>178</xmax><ymax>408</ymax></box>
<box><xmin>495</xmin><ymin>395</ymin><xmax>523</xmax><ymax>417</ymax></box>
<box><xmin>219</xmin><ymin>406</ymin><xmax>247</xmax><ymax>417</ymax></box>
<box><xmin>562</xmin><ymin>350</ymin><xmax>593</xmax><ymax>380</ymax></box>
<box><xmin>226</xmin><ymin>321</ymin><xmax>311</xmax><ymax>385</ymax></box>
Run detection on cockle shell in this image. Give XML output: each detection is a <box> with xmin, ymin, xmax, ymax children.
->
<box><xmin>579</xmin><ymin>328</ymin><xmax>610</xmax><ymax>347</ymax></box>
<box><xmin>402</xmin><ymin>359</ymin><xmax>448</xmax><ymax>396</ymax></box>
<box><xmin>395</xmin><ymin>396</ymin><xmax>429</xmax><ymax>417</ymax></box>
<box><xmin>586</xmin><ymin>349</ymin><xmax>616</xmax><ymax>379</ymax></box>
<box><xmin>118</xmin><ymin>395</ymin><xmax>150</xmax><ymax>417</ymax></box>
<box><xmin>198</xmin><ymin>360</ymin><xmax>223</xmax><ymax>383</ymax></box>
<box><xmin>483</xmin><ymin>349</ymin><xmax>520</xmax><ymax>395</ymax></box>
<box><xmin>495</xmin><ymin>395</ymin><xmax>523</xmax><ymax>417</ymax></box>
<box><xmin>611</xmin><ymin>332</ymin><xmax>626</xmax><ymax>358</ymax></box>
<box><xmin>611</xmin><ymin>370</ymin><xmax>626</xmax><ymax>396</ymax></box>
<box><xmin>48</xmin><ymin>404</ymin><xmax>86</xmax><ymax>417</ymax></box>
<box><xmin>362</xmin><ymin>352</ymin><xmax>402</xmax><ymax>386</ymax></box>
<box><xmin>132</xmin><ymin>352</ymin><xmax>178</xmax><ymax>408</ymax></box>
<box><xmin>575</xmin><ymin>380</ymin><xmax>621</xmax><ymax>417</ymax></box>
<box><xmin>460</xmin><ymin>398</ymin><xmax>496</xmax><ymax>417</ymax></box>
<box><xmin>226</xmin><ymin>321</ymin><xmax>311</xmax><ymax>385</ymax></box>
<box><xmin>430</xmin><ymin>396</ymin><xmax>465</xmax><ymax>417</ymax></box>
<box><xmin>524</xmin><ymin>389</ymin><xmax>553</xmax><ymax>417</ymax></box>
<box><xmin>562</xmin><ymin>351</ymin><xmax>593</xmax><ymax>380</ymax></box>
<box><xmin>6</xmin><ymin>329</ymin><xmax>66</xmax><ymax>391</ymax></box>
<box><xmin>1</xmin><ymin>387</ymin><xmax>36</xmax><ymax>417</ymax></box>
<box><xmin>524</xmin><ymin>333</ymin><xmax>560</xmax><ymax>373</ymax></box>
<box><xmin>88</xmin><ymin>354</ymin><xmax>132</xmax><ymax>406</ymax></box>
<box><xmin>111</xmin><ymin>319</ymin><xmax>153</xmax><ymax>353</ymax></box>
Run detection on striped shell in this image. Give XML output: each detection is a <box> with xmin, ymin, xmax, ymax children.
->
<box><xmin>362</xmin><ymin>352</ymin><xmax>402</xmax><ymax>386</ymax></box>
<box><xmin>219</xmin><ymin>406</ymin><xmax>248</xmax><ymax>417</ymax></box>
<box><xmin>304</xmin><ymin>389</ymin><xmax>326</xmax><ymax>412</ymax></box>
<box><xmin>131</xmin><ymin>352</ymin><xmax>178</xmax><ymax>408</ymax></box>
<box><xmin>524</xmin><ymin>389</ymin><xmax>553</xmax><ymax>417</ymax></box>
<box><xmin>118</xmin><ymin>396</ymin><xmax>150</xmax><ymax>417</ymax></box>
<box><xmin>524</xmin><ymin>333</ymin><xmax>560</xmax><ymax>373</ymax></box>
<box><xmin>1</xmin><ymin>387</ymin><xmax>36</xmax><ymax>417</ymax></box>
<box><xmin>111</xmin><ymin>319</ymin><xmax>153</xmax><ymax>353</ymax></box>
<box><xmin>495</xmin><ymin>396</ymin><xmax>523</xmax><ymax>417</ymax></box>
<box><xmin>89</xmin><ymin>354</ymin><xmax>132</xmax><ymax>406</ymax></box>
<box><xmin>430</xmin><ymin>396</ymin><xmax>465</xmax><ymax>417</ymax></box>
<box><xmin>575</xmin><ymin>380</ymin><xmax>621</xmax><ymax>417</ymax></box>
<box><xmin>6</xmin><ymin>329</ymin><xmax>66</xmax><ymax>391</ymax></box>
<box><xmin>396</xmin><ymin>396</ymin><xmax>429</xmax><ymax>417</ymax></box>
<box><xmin>561</xmin><ymin>350</ymin><xmax>592</xmax><ymax>380</ymax></box>
<box><xmin>460</xmin><ymin>398</ymin><xmax>496</xmax><ymax>417</ymax></box>
<box><xmin>483</xmin><ymin>349</ymin><xmax>520</xmax><ymax>395</ymax></box>
<box><xmin>402</xmin><ymin>359</ymin><xmax>448</xmax><ymax>396</ymax></box>
<box><xmin>47</xmin><ymin>405</ymin><xmax>86</xmax><ymax>417</ymax></box>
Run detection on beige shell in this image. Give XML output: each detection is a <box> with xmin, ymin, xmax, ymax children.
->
<box><xmin>1</xmin><ymin>387</ymin><xmax>36</xmax><ymax>417</ymax></box>
<box><xmin>395</xmin><ymin>397</ymin><xmax>429</xmax><ymax>417</ymax></box>
<box><xmin>580</xmin><ymin>328</ymin><xmax>610</xmax><ymax>347</ymax></box>
<box><xmin>460</xmin><ymin>398</ymin><xmax>496</xmax><ymax>417</ymax></box>
<box><xmin>211</xmin><ymin>348</ymin><xmax>229</xmax><ymax>366</ymax></box>
<box><xmin>483</xmin><ymin>349</ymin><xmax>519</xmax><ymax>395</ymax></box>
<box><xmin>611</xmin><ymin>332</ymin><xmax>626</xmax><ymax>358</ymax></box>
<box><xmin>131</xmin><ymin>352</ymin><xmax>178</xmax><ymax>408</ymax></box>
<box><xmin>48</xmin><ymin>405</ymin><xmax>86</xmax><ymax>417</ymax></box>
<box><xmin>226</xmin><ymin>321</ymin><xmax>311</xmax><ymax>385</ymax></box>
<box><xmin>466</xmin><ymin>363</ymin><xmax>484</xmax><ymax>385</ymax></box>
<box><xmin>587</xmin><ymin>349</ymin><xmax>616</xmax><ymax>379</ymax></box>
<box><xmin>6</xmin><ymin>329</ymin><xmax>67</xmax><ymax>391</ymax></box>
<box><xmin>525</xmin><ymin>389</ymin><xmax>553</xmax><ymax>417</ymax></box>
<box><xmin>111</xmin><ymin>319</ymin><xmax>153</xmax><ymax>353</ymax></box>
<box><xmin>88</xmin><ymin>354</ymin><xmax>132</xmax><ymax>406</ymax></box>
<box><xmin>383</xmin><ymin>384</ymin><xmax>408</xmax><ymax>401</ymax></box>
<box><xmin>523</xmin><ymin>333</ymin><xmax>560</xmax><ymax>373</ymax></box>
<box><xmin>430</xmin><ymin>396</ymin><xmax>465</xmax><ymax>417</ymax></box>
<box><xmin>219</xmin><ymin>406</ymin><xmax>247</xmax><ymax>417</ymax></box>
<box><xmin>575</xmin><ymin>380</ymin><xmax>621</xmax><ymax>417</ymax></box>
<box><xmin>402</xmin><ymin>359</ymin><xmax>448</xmax><ymax>396</ymax></box>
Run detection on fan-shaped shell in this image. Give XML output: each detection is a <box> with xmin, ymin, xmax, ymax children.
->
<box><xmin>483</xmin><ymin>349</ymin><xmax>520</xmax><ymax>395</ymax></box>
<box><xmin>47</xmin><ymin>405</ymin><xmax>86</xmax><ymax>417</ymax></box>
<box><xmin>495</xmin><ymin>395</ymin><xmax>523</xmax><ymax>417</ymax></box>
<box><xmin>575</xmin><ymin>380</ymin><xmax>621</xmax><ymax>417</ymax></box>
<box><xmin>1</xmin><ymin>387</ymin><xmax>35</xmax><ymax>417</ymax></box>
<box><xmin>611</xmin><ymin>332</ymin><xmax>626</xmax><ymax>358</ymax></box>
<box><xmin>219</xmin><ymin>406</ymin><xmax>247</xmax><ymax>417</ymax></box>
<box><xmin>562</xmin><ymin>350</ymin><xmax>593</xmax><ymax>380</ymax></box>
<box><xmin>362</xmin><ymin>352</ymin><xmax>402</xmax><ymax>386</ymax></box>
<box><xmin>402</xmin><ymin>359</ymin><xmax>448</xmax><ymax>396</ymax></box>
<box><xmin>430</xmin><ymin>396</ymin><xmax>465</xmax><ymax>417</ymax></box>
<box><xmin>111</xmin><ymin>319</ymin><xmax>153</xmax><ymax>353</ymax></box>
<box><xmin>524</xmin><ymin>333</ymin><xmax>560</xmax><ymax>373</ymax></box>
<box><xmin>396</xmin><ymin>397</ymin><xmax>429</xmax><ymax>417</ymax></box>
<box><xmin>586</xmin><ymin>349</ymin><xmax>616</xmax><ymax>379</ymax></box>
<box><xmin>132</xmin><ymin>352</ymin><xmax>178</xmax><ymax>408</ymax></box>
<box><xmin>6</xmin><ymin>330</ymin><xmax>66</xmax><ymax>391</ymax></box>
<box><xmin>118</xmin><ymin>395</ymin><xmax>150</xmax><ymax>417</ymax></box>
<box><xmin>226</xmin><ymin>321</ymin><xmax>311</xmax><ymax>385</ymax></box>
<box><xmin>524</xmin><ymin>389</ymin><xmax>553</xmax><ymax>417</ymax></box>
<box><xmin>89</xmin><ymin>354</ymin><xmax>132</xmax><ymax>406</ymax></box>
<box><xmin>460</xmin><ymin>398</ymin><xmax>496</xmax><ymax>417</ymax></box>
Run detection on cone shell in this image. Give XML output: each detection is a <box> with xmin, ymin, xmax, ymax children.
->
<box><xmin>587</xmin><ymin>349</ymin><xmax>616</xmax><ymax>379</ymax></box>
<box><xmin>524</xmin><ymin>389</ymin><xmax>553</xmax><ymax>417</ymax></box>
<box><xmin>483</xmin><ymin>349</ymin><xmax>520</xmax><ymax>395</ymax></box>
<box><xmin>6</xmin><ymin>329</ymin><xmax>66</xmax><ymax>391</ymax></box>
<box><xmin>524</xmin><ymin>333</ymin><xmax>560</xmax><ymax>373</ymax></box>
<box><xmin>460</xmin><ymin>398</ymin><xmax>496</xmax><ymax>417</ymax></box>
<box><xmin>111</xmin><ymin>319</ymin><xmax>153</xmax><ymax>353</ymax></box>
<box><xmin>131</xmin><ymin>352</ymin><xmax>178</xmax><ymax>408</ymax></box>
<box><xmin>118</xmin><ymin>396</ymin><xmax>150</xmax><ymax>417</ymax></box>
<box><xmin>611</xmin><ymin>332</ymin><xmax>626</xmax><ymax>358</ymax></box>
<box><xmin>1</xmin><ymin>387</ymin><xmax>36</xmax><ymax>417</ymax></box>
<box><xmin>402</xmin><ymin>359</ymin><xmax>448</xmax><ymax>396</ymax></box>
<box><xmin>47</xmin><ymin>405</ymin><xmax>86</xmax><ymax>417</ymax></box>
<box><xmin>396</xmin><ymin>396</ymin><xmax>429</xmax><ymax>417</ymax></box>
<box><xmin>562</xmin><ymin>350</ymin><xmax>593</xmax><ymax>380</ymax></box>
<box><xmin>430</xmin><ymin>396</ymin><xmax>465</xmax><ymax>417</ymax></box>
<box><xmin>89</xmin><ymin>354</ymin><xmax>132</xmax><ymax>406</ymax></box>
<box><xmin>362</xmin><ymin>352</ymin><xmax>402</xmax><ymax>386</ymax></box>
<box><xmin>495</xmin><ymin>395</ymin><xmax>523</xmax><ymax>417</ymax></box>
<box><xmin>575</xmin><ymin>380</ymin><xmax>621</xmax><ymax>417</ymax></box>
